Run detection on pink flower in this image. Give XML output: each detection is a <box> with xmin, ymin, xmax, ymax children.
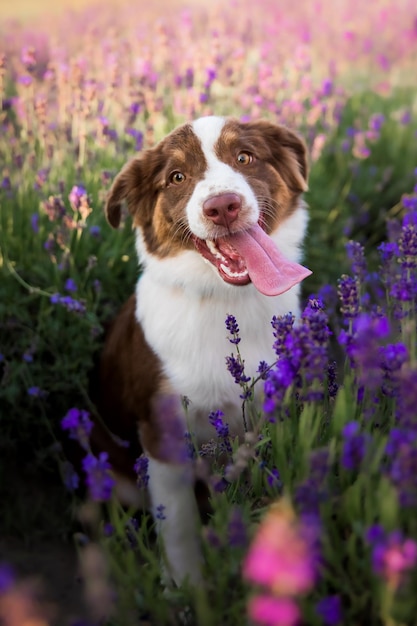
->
<box><xmin>373</xmin><ymin>534</ymin><xmax>417</xmax><ymax>591</ymax></box>
<box><xmin>243</xmin><ymin>500</ymin><xmax>315</xmax><ymax>596</ymax></box>
<box><xmin>248</xmin><ymin>595</ymin><xmax>300</xmax><ymax>626</ymax></box>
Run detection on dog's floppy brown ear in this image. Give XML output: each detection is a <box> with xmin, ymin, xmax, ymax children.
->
<box><xmin>244</xmin><ymin>120</ymin><xmax>308</xmax><ymax>194</ymax></box>
<box><xmin>105</xmin><ymin>147</ymin><xmax>164</xmax><ymax>228</ymax></box>
<box><xmin>105</xmin><ymin>158</ymin><xmax>143</xmax><ymax>228</ymax></box>
<box><xmin>277</xmin><ymin>125</ymin><xmax>309</xmax><ymax>193</ymax></box>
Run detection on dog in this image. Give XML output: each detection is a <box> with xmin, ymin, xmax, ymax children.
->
<box><xmin>96</xmin><ymin>115</ymin><xmax>311</xmax><ymax>586</ymax></box>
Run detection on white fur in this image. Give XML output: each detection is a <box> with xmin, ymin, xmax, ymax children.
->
<box><xmin>147</xmin><ymin>457</ymin><xmax>203</xmax><ymax>586</ymax></box>
<box><xmin>186</xmin><ymin>116</ymin><xmax>259</xmax><ymax>239</ymax></box>
<box><xmin>132</xmin><ymin>117</ymin><xmax>308</xmax><ymax>585</ymax></box>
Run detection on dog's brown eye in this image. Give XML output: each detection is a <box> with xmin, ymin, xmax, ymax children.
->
<box><xmin>169</xmin><ymin>171</ymin><xmax>186</xmax><ymax>185</ymax></box>
<box><xmin>236</xmin><ymin>152</ymin><xmax>253</xmax><ymax>165</ymax></box>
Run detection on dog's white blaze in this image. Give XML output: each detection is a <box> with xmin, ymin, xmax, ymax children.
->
<box><xmin>187</xmin><ymin>116</ymin><xmax>259</xmax><ymax>239</ymax></box>
<box><xmin>147</xmin><ymin>456</ymin><xmax>203</xmax><ymax>586</ymax></box>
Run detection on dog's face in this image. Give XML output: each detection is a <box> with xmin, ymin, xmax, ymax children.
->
<box><xmin>106</xmin><ymin>116</ymin><xmax>310</xmax><ymax>296</ymax></box>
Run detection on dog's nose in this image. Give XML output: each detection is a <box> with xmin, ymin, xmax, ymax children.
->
<box><xmin>203</xmin><ymin>193</ymin><xmax>241</xmax><ymax>227</ymax></box>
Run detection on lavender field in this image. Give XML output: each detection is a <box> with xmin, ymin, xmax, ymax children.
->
<box><xmin>1</xmin><ymin>1</ymin><xmax>417</xmax><ymax>625</ymax></box>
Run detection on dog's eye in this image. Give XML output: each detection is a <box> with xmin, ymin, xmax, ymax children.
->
<box><xmin>236</xmin><ymin>151</ymin><xmax>253</xmax><ymax>165</ymax></box>
<box><xmin>169</xmin><ymin>171</ymin><xmax>186</xmax><ymax>185</ymax></box>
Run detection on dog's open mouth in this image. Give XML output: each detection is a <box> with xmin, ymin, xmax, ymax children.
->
<box><xmin>192</xmin><ymin>223</ymin><xmax>312</xmax><ymax>296</ymax></box>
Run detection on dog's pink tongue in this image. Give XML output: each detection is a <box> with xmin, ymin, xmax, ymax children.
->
<box><xmin>229</xmin><ymin>224</ymin><xmax>312</xmax><ymax>296</ymax></box>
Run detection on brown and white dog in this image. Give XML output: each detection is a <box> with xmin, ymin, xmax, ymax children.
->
<box><xmin>97</xmin><ymin>116</ymin><xmax>311</xmax><ymax>586</ymax></box>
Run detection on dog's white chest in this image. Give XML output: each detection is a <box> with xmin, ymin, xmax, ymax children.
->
<box><xmin>136</xmin><ymin>269</ymin><xmax>301</xmax><ymax>440</ymax></box>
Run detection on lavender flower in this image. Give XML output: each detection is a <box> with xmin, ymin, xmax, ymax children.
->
<box><xmin>209</xmin><ymin>410</ymin><xmax>232</xmax><ymax>453</ymax></box>
<box><xmin>50</xmin><ymin>293</ymin><xmax>87</xmax><ymax>315</ymax></box>
<box><xmin>62</xmin><ymin>461</ymin><xmax>80</xmax><ymax>491</ymax></box>
<box><xmin>27</xmin><ymin>386</ymin><xmax>47</xmax><ymax>398</ymax></box>
<box><xmin>264</xmin><ymin>300</ymin><xmax>331</xmax><ymax>412</ymax></box>
<box><xmin>341</xmin><ymin>422</ymin><xmax>369</xmax><ymax>471</ymax></box>
<box><xmin>316</xmin><ymin>595</ymin><xmax>342</xmax><ymax>626</ymax></box>
<box><xmin>271</xmin><ymin>312</ymin><xmax>295</xmax><ymax>356</ymax></box>
<box><xmin>61</xmin><ymin>407</ymin><xmax>93</xmax><ymax>450</ymax></box>
<box><xmin>65</xmin><ymin>278</ymin><xmax>77</xmax><ymax>293</ymax></box>
<box><xmin>82</xmin><ymin>452</ymin><xmax>115</xmax><ymax>502</ymax></box>
<box><xmin>346</xmin><ymin>240</ymin><xmax>367</xmax><ymax>279</ymax></box>
<box><xmin>225</xmin><ymin>354</ymin><xmax>251</xmax><ymax>386</ymax></box>
<box><xmin>337</xmin><ymin>275</ymin><xmax>360</xmax><ymax>319</ymax></box>
<box><xmin>225</xmin><ymin>314</ymin><xmax>241</xmax><ymax>344</ymax></box>
<box><xmin>366</xmin><ymin>527</ymin><xmax>417</xmax><ymax>591</ymax></box>
<box><xmin>155</xmin><ymin>504</ymin><xmax>166</xmax><ymax>520</ymax></box>
<box><xmin>30</xmin><ymin>213</ymin><xmax>39</xmax><ymax>233</ymax></box>
<box><xmin>69</xmin><ymin>185</ymin><xmax>87</xmax><ymax>211</ymax></box>
<box><xmin>0</xmin><ymin>563</ymin><xmax>14</xmax><ymax>593</ymax></box>
<box><xmin>151</xmin><ymin>394</ymin><xmax>188</xmax><ymax>463</ymax></box>
<box><xmin>295</xmin><ymin>448</ymin><xmax>330</xmax><ymax>516</ymax></box>
<box><xmin>134</xmin><ymin>454</ymin><xmax>149</xmax><ymax>489</ymax></box>
<box><xmin>387</xmin><ymin>440</ymin><xmax>417</xmax><ymax>507</ymax></box>
<box><xmin>227</xmin><ymin>506</ymin><xmax>247</xmax><ymax>548</ymax></box>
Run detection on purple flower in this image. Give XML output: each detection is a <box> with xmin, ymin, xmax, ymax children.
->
<box><xmin>125</xmin><ymin>128</ymin><xmax>143</xmax><ymax>152</ymax></box>
<box><xmin>369</xmin><ymin>113</ymin><xmax>385</xmax><ymax>132</ymax></box>
<box><xmin>89</xmin><ymin>225</ymin><xmax>101</xmax><ymax>238</ymax></box>
<box><xmin>27</xmin><ymin>386</ymin><xmax>47</xmax><ymax>398</ymax></box>
<box><xmin>266</xmin><ymin>467</ymin><xmax>282</xmax><ymax>489</ymax></box>
<box><xmin>134</xmin><ymin>454</ymin><xmax>149</xmax><ymax>489</ymax></box>
<box><xmin>271</xmin><ymin>313</ymin><xmax>295</xmax><ymax>355</ymax></box>
<box><xmin>209</xmin><ymin>410</ymin><xmax>232</xmax><ymax>453</ymax></box>
<box><xmin>82</xmin><ymin>452</ymin><xmax>115</xmax><ymax>501</ymax></box>
<box><xmin>346</xmin><ymin>240</ymin><xmax>367</xmax><ymax>279</ymax></box>
<box><xmin>61</xmin><ymin>408</ymin><xmax>93</xmax><ymax>450</ymax></box>
<box><xmin>295</xmin><ymin>448</ymin><xmax>330</xmax><ymax>515</ymax></box>
<box><xmin>50</xmin><ymin>294</ymin><xmax>87</xmax><ymax>315</ymax></box>
<box><xmin>337</xmin><ymin>275</ymin><xmax>360</xmax><ymax>319</ymax></box>
<box><xmin>21</xmin><ymin>46</ymin><xmax>36</xmax><ymax>72</ymax></box>
<box><xmin>263</xmin><ymin>357</ymin><xmax>295</xmax><ymax>413</ymax></box>
<box><xmin>151</xmin><ymin>394</ymin><xmax>188</xmax><ymax>463</ymax></box>
<box><xmin>227</xmin><ymin>506</ymin><xmax>247</xmax><ymax>548</ymax></box>
<box><xmin>62</xmin><ymin>461</ymin><xmax>80</xmax><ymax>491</ymax></box>
<box><xmin>225</xmin><ymin>314</ymin><xmax>241</xmax><ymax>344</ymax></box>
<box><xmin>225</xmin><ymin>354</ymin><xmax>251</xmax><ymax>387</ymax></box>
<box><xmin>156</xmin><ymin>504</ymin><xmax>166</xmax><ymax>520</ymax></box>
<box><xmin>0</xmin><ymin>176</ymin><xmax>11</xmax><ymax>190</ymax></box>
<box><xmin>366</xmin><ymin>528</ymin><xmax>417</xmax><ymax>590</ymax></box>
<box><xmin>103</xmin><ymin>522</ymin><xmax>115</xmax><ymax>537</ymax></box>
<box><xmin>0</xmin><ymin>563</ymin><xmax>14</xmax><ymax>593</ymax></box>
<box><xmin>65</xmin><ymin>278</ymin><xmax>77</xmax><ymax>293</ymax></box>
<box><xmin>316</xmin><ymin>595</ymin><xmax>342</xmax><ymax>626</ymax></box>
<box><xmin>30</xmin><ymin>213</ymin><xmax>39</xmax><ymax>233</ymax></box>
<box><xmin>69</xmin><ymin>185</ymin><xmax>87</xmax><ymax>211</ymax></box>
<box><xmin>387</xmin><ymin>440</ymin><xmax>417</xmax><ymax>507</ymax></box>
<box><xmin>341</xmin><ymin>421</ymin><xmax>369</xmax><ymax>471</ymax></box>
<box><xmin>341</xmin><ymin>314</ymin><xmax>390</xmax><ymax>390</ymax></box>
<box><xmin>396</xmin><ymin>366</ymin><xmax>417</xmax><ymax>428</ymax></box>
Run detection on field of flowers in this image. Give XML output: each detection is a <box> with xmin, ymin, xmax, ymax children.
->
<box><xmin>1</xmin><ymin>0</ymin><xmax>417</xmax><ymax>624</ymax></box>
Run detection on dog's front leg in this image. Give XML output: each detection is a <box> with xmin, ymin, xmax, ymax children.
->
<box><xmin>140</xmin><ymin>390</ymin><xmax>203</xmax><ymax>587</ymax></box>
<box><xmin>147</xmin><ymin>456</ymin><xmax>203</xmax><ymax>587</ymax></box>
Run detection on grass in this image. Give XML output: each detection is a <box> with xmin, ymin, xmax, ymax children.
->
<box><xmin>1</xmin><ymin>1</ymin><xmax>417</xmax><ymax>625</ymax></box>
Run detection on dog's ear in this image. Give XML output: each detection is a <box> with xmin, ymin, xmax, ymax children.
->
<box><xmin>105</xmin><ymin>148</ymin><xmax>163</xmax><ymax>228</ymax></box>
<box><xmin>105</xmin><ymin>158</ymin><xmax>141</xmax><ymax>228</ymax></box>
<box><xmin>244</xmin><ymin>120</ymin><xmax>308</xmax><ymax>194</ymax></box>
<box><xmin>275</xmin><ymin>125</ymin><xmax>308</xmax><ymax>193</ymax></box>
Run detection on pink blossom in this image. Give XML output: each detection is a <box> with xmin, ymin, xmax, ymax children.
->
<box><xmin>248</xmin><ymin>595</ymin><xmax>300</xmax><ymax>626</ymax></box>
<box><xmin>243</xmin><ymin>501</ymin><xmax>315</xmax><ymax>596</ymax></box>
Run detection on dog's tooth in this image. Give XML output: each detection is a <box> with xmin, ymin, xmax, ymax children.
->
<box><xmin>206</xmin><ymin>239</ymin><xmax>224</xmax><ymax>261</ymax></box>
<box><xmin>219</xmin><ymin>263</ymin><xmax>248</xmax><ymax>279</ymax></box>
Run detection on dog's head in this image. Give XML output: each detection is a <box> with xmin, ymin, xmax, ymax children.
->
<box><xmin>105</xmin><ymin>116</ymin><xmax>311</xmax><ymax>296</ymax></box>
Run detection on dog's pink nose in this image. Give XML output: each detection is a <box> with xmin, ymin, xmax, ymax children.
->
<box><xmin>203</xmin><ymin>193</ymin><xmax>241</xmax><ymax>227</ymax></box>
